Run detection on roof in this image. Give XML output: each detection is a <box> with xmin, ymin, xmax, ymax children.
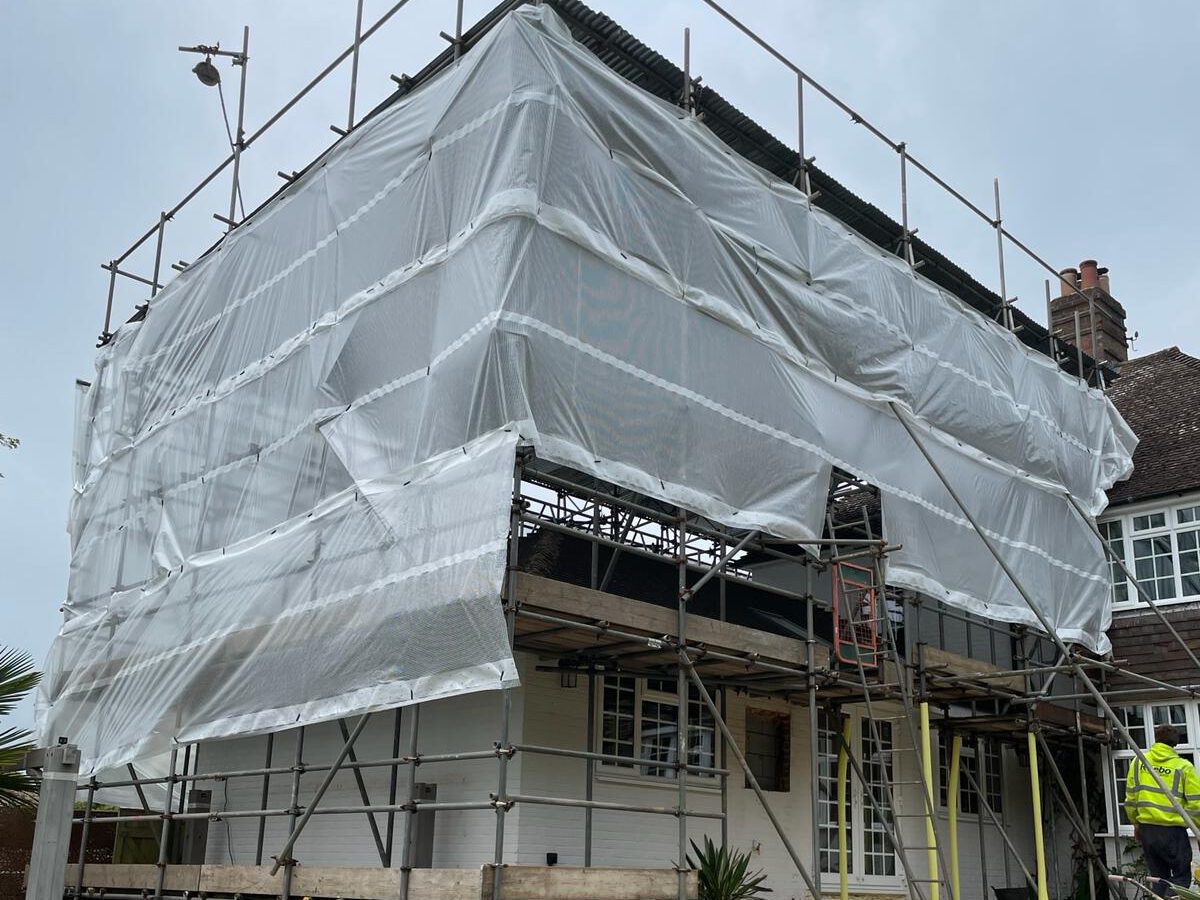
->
<box><xmin>1106</xmin><ymin>346</ymin><xmax>1200</xmax><ymax>505</ymax></box>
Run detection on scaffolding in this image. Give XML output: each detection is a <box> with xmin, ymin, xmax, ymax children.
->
<box><xmin>34</xmin><ymin>2</ymin><xmax>1200</xmax><ymax>900</ymax></box>
<box><xmin>34</xmin><ymin>452</ymin><xmax>1200</xmax><ymax>900</ymax></box>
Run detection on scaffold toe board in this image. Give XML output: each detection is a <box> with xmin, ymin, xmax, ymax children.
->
<box><xmin>41</xmin><ymin>4</ymin><xmax>1134</xmax><ymax>772</ymax></box>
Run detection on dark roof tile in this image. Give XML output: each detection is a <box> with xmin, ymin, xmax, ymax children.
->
<box><xmin>1106</xmin><ymin>347</ymin><xmax>1200</xmax><ymax>505</ymax></box>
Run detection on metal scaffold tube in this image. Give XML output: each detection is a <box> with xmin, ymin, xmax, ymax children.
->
<box><xmin>1027</xmin><ymin>731</ymin><xmax>1049</xmax><ymax>900</ymax></box>
<box><xmin>837</xmin><ymin>715</ymin><xmax>849</xmax><ymax>900</ymax></box>
<box><xmin>919</xmin><ymin>703</ymin><xmax>939</xmax><ymax>900</ymax></box>
<box><xmin>947</xmin><ymin>734</ymin><xmax>960</xmax><ymax>900</ymax></box>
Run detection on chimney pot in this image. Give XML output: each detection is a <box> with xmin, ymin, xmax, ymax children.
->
<box><xmin>1059</xmin><ymin>268</ymin><xmax>1079</xmax><ymax>297</ymax></box>
<box><xmin>1079</xmin><ymin>259</ymin><xmax>1100</xmax><ymax>290</ymax></box>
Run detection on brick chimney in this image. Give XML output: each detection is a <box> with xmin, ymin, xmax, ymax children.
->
<box><xmin>1048</xmin><ymin>259</ymin><xmax>1128</xmax><ymax>365</ymax></box>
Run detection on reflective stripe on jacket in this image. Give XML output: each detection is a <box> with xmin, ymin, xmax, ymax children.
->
<box><xmin>1124</xmin><ymin>742</ymin><xmax>1200</xmax><ymax>827</ymax></box>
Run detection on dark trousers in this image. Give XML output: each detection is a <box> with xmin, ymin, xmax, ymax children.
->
<box><xmin>1141</xmin><ymin>823</ymin><xmax>1192</xmax><ymax>898</ymax></box>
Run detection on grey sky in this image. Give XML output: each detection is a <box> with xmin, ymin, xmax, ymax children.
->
<box><xmin>2</xmin><ymin>1</ymin><xmax>1197</xmax><ymax>730</ymax></box>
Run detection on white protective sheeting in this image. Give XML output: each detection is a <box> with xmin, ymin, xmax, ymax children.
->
<box><xmin>41</xmin><ymin>5</ymin><xmax>1133</xmax><ymax>770</ymax></box>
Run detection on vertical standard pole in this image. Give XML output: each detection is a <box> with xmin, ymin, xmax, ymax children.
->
<box><xmin>947</xmin><ymin>734</ymin><xmax>961</xmax><ymax>900</ymax></box>
<box><xmin>682</xmin><ymin>28</ymin><xmax>692</xmax><ymax>114</ymax></box>
<box><xmin>102</xmin><ymin>262</ymin><xmax>118</xmax><ymax>338</ymax></box>
<box><xmin>919</xmin><ymin>702</ymin><xmax>940</xmax><ymax>900</ymax></box>
<box><xmin>1073</xmin><ymin>310</ymin><xmax>1085</xmax><ymax>381</ymax></box>
<box><xmin>398</xmin><ymin>705</ymin><xmax>420</xmax><ymax>900</ymax></box>
<box><xmin>385</xmin><ymin>708</ymin><xmax>402</xmax><ymax>867</ymax></box>
<box><xmin>227</xmin><ymin>26</ymin><xmax>249</xmax><ymax>229</ymax></box>
<box><xmin>1044</xmin><ymin>280</ymin><xmax>1058</xmax><ymax>363</ymax></box>
<box><xmin>454</xmin><ymin>0</ymin><xmax>464</xmax><ymax>59</ymax></box>
<box><xmin>796</xmin><ymin>72</ymin><xmax>808</xmax><ymax>194</ymax></box>
<box><xmin>1027</xmin><ymin>730</ymin><xmax>1049</xmax><ymax>900</ymax></box>
<box><xmin>719</xmin><ymin>685</ymin><xmax>729</xmax><ymax>850</ymax></box>
<box><xmin>26</xmin><ymin>744</ymin><xmax>81</xmax><ymax>900</ymax></box>
<box><xmin>150</xmin><ymin>212</ymin><xmax>167</xmax><ymax>301</ymax></box>
<box><xmin>993</xmin><ymin>177</ymin><xmax>1011</xmax><ymax>331</ymax></box>
<box><xmin>281</xmin><ymin>726</ymin><xmax>305</xmax><ymax>900</ymax></box>
<box><xmin>806</xmin><ymin>563</ymin><xmax>821</xmax><ymax>894</ymax></box>
<box><xmin>676</xmin><ymin>514</ymin><xmax>690</xmax><ymax>900</ymax></box>
<box><xmin>999</xmin><ymin>732</ymin><xmax>1014</xmax><ymax>887</ymax></box>
<box><xmin>254</xmin><ymin>733</ymin><xmax>274</xmax><ymax>865</ymax></box>
<box><xmin>348</xmin><ymin>0</ymin><xmax>364</xmax><ymax>129</ymax></box>
<box><xmin>152</xmin><ymin>746</ymin><xmax>179</xmax><ymax>900</ymax></box>
<box><xmin>491</xmin><ymin>455</ymin><xmax>523</xmax><ymax>900</ymax></box>
<box><xmin>585</xmin><ymin>670</ymin><xmax>596</xmax><ymax>866</ymax></box>
<box><xmin>1076</xmin><ymin>718</ymin><xmax>1097</xmax><ymax>900</ymax></box>
<box><xmin>900</xmin><ymin>143</ymin><xmax>914</xmax><ymax>267</ymax></box>
<box><xmin>73</xmin><ymin>775</ymin><xmax>97</xmax><ymax>900</ymax></box>
<box><xmin>975</xmin><ymin>739</ymin><xmax>989</xmax><ymax>897</ymax></box>
<box><xmin>837</xmin><ymin>715</ymin><xmax>849</xmax><ymax>900</ymax></box>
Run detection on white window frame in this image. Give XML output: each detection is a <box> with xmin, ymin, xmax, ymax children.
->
<box><xmin>595</xmin><ymin>674</ymin><xmax>717</xmax><ymax>783</ymax></box>
<box><xmin>1099</xmin><ymin>494</ymin><xmax>1200</xmax><ymax>611</ymax></box>
<box><xmin>816</xmin><ymin>710</ymin><xmax>904</xmax><ymax>889</ymax></box>
<box><xmin>936</xmin><ymin>730</ymin><xmax>1004</xmax><ymax>819</ymax></box>
<box><xmin>1101</xmin><ymin>701</ymin><xmax>1200</xmax><ymax>837</ymax></box>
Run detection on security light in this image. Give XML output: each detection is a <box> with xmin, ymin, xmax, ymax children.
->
<box><xmin>192</xmin><ymin>58</ymin><xmax>221</xmax><ymax>87</ymax></box>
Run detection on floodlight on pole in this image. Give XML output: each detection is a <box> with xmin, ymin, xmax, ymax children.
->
<box><xmin>178</xmin><ymin>31</ymin><xmax>250</xmax><ymax>230</ymax></box>
<box><xmin>192</xmin><ymin>58</ymin><xmax>221</xmax><ymax>87</ymax></box>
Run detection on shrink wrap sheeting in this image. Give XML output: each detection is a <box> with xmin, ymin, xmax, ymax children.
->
<box><xmin>40</xmin><ymin>6</ymin><xmax>1134</xmax><ymax>771</ymax></box>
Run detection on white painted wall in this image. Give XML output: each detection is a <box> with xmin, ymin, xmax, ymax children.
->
<box><xmin>199</xmin><ymin>685</ymin><xmax>522</xmax><ymax>869</ymax></box>
<box><xmin>199</xmin><ymin>652</ymin><xmax>1070</xmax><ymax>898</ymax></box>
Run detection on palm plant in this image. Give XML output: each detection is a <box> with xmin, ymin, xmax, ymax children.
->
<box><xmin>686</xmin><ymin>836</ymin><xmax>771</xmax><ymax>900</ymax></box>
<box><xmin>0</xmin><ymin>647</ymin><xmax>41</xmax><ymax>807</ymax></box>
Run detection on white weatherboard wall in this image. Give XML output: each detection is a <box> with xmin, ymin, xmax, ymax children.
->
<box><xmin>46</xmin><ymin>2</ymin><xmax>1135</xmax><ymax>776</ymax></box>
<box><xmin>203</xmin><ymin>655</ymin><xmax>1067</xmax><ymax>897</ymax></box>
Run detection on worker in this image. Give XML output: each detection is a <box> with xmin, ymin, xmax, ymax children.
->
<box><xmin>1125</xmin><ymin>724</ymin><xmax>1200</xmax><ymax>898</ymax></box>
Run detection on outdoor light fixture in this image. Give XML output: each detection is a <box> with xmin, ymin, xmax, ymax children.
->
<box><xmin>178</xmin><ymin>31</ymin><xmax>250</xmax><ymax>231</ymax></box>
<box><xmin>192</xmin><ymin>57</ymin><xmax>221</xmax><ymax>87</ymax></box>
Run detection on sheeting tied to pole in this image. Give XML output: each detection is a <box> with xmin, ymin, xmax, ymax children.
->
<box><xmin>40</xmin><ymin>5</ymin><xmax>1135</xmax><ymax>772</ymax></box>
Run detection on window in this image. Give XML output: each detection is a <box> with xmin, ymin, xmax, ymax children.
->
<box><xmin>939</xmin><ymin>732</ymin><xmax>1002</xmax><ymax>815</ymax></box>
<box><xmin>601</xmin><ymin>675</ymin><xmax>636</xmax><ymax>764</ymax></box>
<box><xmin>1177</xmin><ymin>530</ymin><xmax>1200</xmax><ymax>596</ymax></box>
<box><xmin>983</xmin><ymin>742</ymin><xmax>1003</xmax><ymax>814</ymax></box>
<box><xmin>1134</xmin><ymin>534</ymin><xmax>1176</xmax><ymax>601</ymax></box>
<box><xmin>817</xmin><ymin>711</ymin><xmax>852</xmax><ymax>875</ymax></box>
<box><xmin>1134</xmin><ymin>512</ymin><xmax>1167</xmax><ymax>531</ymax></box>
<box><xmin>1098</xmin><ymin>520</ymin><xmax>1129</xmax><ymax>604</ymax></box>
<box><xmin>1105</xmin><ymin>702</ymin><xmax>1199</xmax><ymax>835</ymax></box>
<box><xmin>816</xmin><ymin>712</ymin><xmax>903</xmax><ymax>884</ymax></box>
<box><xmin>1102</xmin><ymin>501</ymin><xmax>1200</xmax><ymax>606</ymax></box>
<box><xmin>745</xmin><ymin>709</ymin><xmax>790</xmax><ymax>792</ymax></box>
<box><xmin>861</xmin><ymin>722</ymin><xmax>896</xmax><ymax>876</ymax></box>
<box><xmin>1152</xmin><ymin>704</ymin><xmax>1189</xmax><ymax>744</ymax></box>
<box><xmin>599</xmin><ymin>675</ymin><xmax>715</xmax><ymax>778</ymax></box>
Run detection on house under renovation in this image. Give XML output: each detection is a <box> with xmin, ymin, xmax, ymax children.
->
<box><xmin>26</xmin><ymin>3</ymin><xmax>1195</xmax><ymax>900</ymax></box>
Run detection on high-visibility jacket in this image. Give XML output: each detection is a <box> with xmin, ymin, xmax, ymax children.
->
<box><xmin>1124</xmin><ymin>742</ymin><xmax>1200</xmax><ymax>827</ymax></box>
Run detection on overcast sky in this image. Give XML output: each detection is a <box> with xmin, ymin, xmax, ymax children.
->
<box><xmin>2</xmin><ymin>0</ymin><xmax>1198</xmax><ymax>730</ymax></box>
